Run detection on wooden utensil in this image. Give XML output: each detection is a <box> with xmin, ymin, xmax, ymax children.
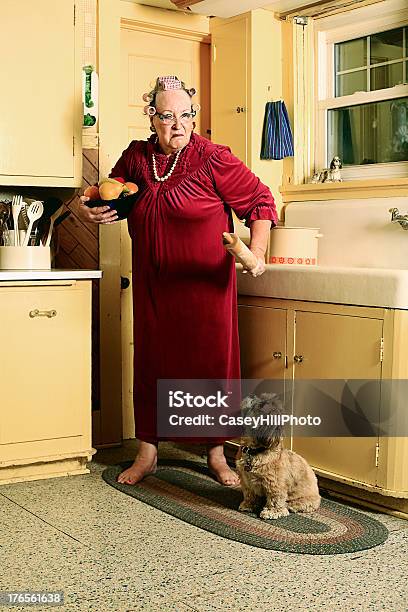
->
<box><xmin>35</xmin><ymin>197</ymin><xmax>63</xmax><ymax>245</ymax></box>
<box><xmin>45</xmin><ymin>206</ymin><xmax>64</xmax><ymax>247</ymax></box>
<box><xmin>222</xmin><ymin>232</ymin><xmax>258</xmax><ymax>270</ymax></box>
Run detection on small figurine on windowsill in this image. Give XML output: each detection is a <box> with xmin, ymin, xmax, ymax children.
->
<box><xmin>311</xmin><ymin>156</ymin><xmax>342</xmax><ymax>183</ymax></box>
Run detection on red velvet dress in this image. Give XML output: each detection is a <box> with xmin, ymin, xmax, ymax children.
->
<box><xmin>109</xmin><ymin>133</ymin><xmax>278</xmax><ymax>443</ymax></box>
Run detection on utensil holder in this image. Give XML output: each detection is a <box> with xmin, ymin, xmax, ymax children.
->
<box><xmin>0</xmin><ymin>246</ymin><xmax>51</xmax><ymax>270</ymax></box>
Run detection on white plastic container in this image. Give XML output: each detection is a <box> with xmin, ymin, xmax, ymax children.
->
<box><xmin>269</xmin><ymin>226</ymin><xmax>323</xmax><ymax>266</ymax></box>
<box><xmin>0</xmin><ymin>246</ymin><xmax>51</xmax><ymax>270</ymax></box>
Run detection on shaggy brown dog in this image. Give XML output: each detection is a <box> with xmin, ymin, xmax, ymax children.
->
<box><xmin>236</xmin><ymin>393</ymin><xmax>321</xmax><ymax>520</ymax></box>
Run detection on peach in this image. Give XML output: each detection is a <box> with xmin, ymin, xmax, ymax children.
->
<box><xmin>83</xmin><ymin>185</ymin><xmax>100</xmax><ymax>200</ymax></box>
<box><xmin>123</xmin><ymin>181</ymin><xmax>138</xmax><ymax>195</ymax></box>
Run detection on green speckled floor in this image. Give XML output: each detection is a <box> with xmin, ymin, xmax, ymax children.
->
<box><xmin>0</xmin><ymin>441</ymin><xmax>407</xmax><ymax>612</ymax></box>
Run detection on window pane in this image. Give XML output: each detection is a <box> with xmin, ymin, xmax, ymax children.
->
<box><xmin>336</xmin><ymin>70</ymin><xmax>367</xmax><ymax>96</ymax></box>
<box><xmin>335</xmin><ymin>37</ymin><xmax>367</xmax><ymax>72</ymax></box>
<box><xmin>371</xmin><ymin>62</ymin><xmax>404</xmax><ymax>90</ymax></box>
<box><xmin>370</xmin><ymin>27</ymin><xmax>403</xmax><ymax>65</ymax></box>
<box><xmin>328</xmin><ymin>97</ymin><xmax>408</xmax><ymax>165</ymax></box>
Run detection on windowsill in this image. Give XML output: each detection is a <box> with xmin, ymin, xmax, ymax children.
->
<box><xmin>280</xmin><ymin>178</ymin><xmax>408</xmax><ymax>203</ymax></box>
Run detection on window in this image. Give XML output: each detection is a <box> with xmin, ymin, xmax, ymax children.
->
<box><xmin>334</xmin><ymin>28</ymin><xmax>407</xmax><ymax>96</ymax></box>
<box><xmin>328</xmin><ymin>98</ymin><xmax>408</xmax><ymax>165</ymax></box>
<box><xmin>316</xmin><ymin>10</ymin><xmax>408</xmax><ymax>180</ymax></box>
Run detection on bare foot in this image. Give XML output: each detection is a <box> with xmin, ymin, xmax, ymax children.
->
<box><xmin>117</xmin><ymin>441</ymin><xmax>158</xmax><ymax>485</ymax></box>
<box><xmin>207</xmin><ymin>444</ymin><xmax>240</xmax><ymax>487</ymax></box>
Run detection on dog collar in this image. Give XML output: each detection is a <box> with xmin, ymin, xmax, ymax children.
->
<box><xmin>241</xmin><ymin>445</ymin><xmax>267</xmax><ymax>472</ymax></box>
<box><xmin>241</xmin><ymin>445</ymin><xmax>267</xmax><ymax>456</ymax></box>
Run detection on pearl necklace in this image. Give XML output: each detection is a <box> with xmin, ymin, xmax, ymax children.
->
<box><xmin>152</xmin><ymin>149</ymin><xmax>182</xmax><ymax>182</ymax></box>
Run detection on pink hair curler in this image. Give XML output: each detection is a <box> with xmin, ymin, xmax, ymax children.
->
<box><xmin>157</xmin><ymin>75</ymin><xmax>183</xmax><ymax>90</ymax></box>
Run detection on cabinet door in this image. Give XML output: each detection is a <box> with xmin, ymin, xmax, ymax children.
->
<box><xmin>292</xmin><ymin>311</ymin><xmax>383</xmax><ymax>486</ymax></box>
<box><xmin>0</xmin><ymin>283</ymin><xmax>91</xmax><ymax>460</ymax></box>
<box><xmin>238</xmin><ymin>305</ymin><xmax>286</xmax><ymax>391</ymax></box>
<box><xmin>0</xmin><ymin>0</ymin><xmax>81</xmax><ymax>186</ymax></box>
<box><xmin>211</xmin><ymin>18</ymin><xmax>248</xmax><ymax>164</ymax></box>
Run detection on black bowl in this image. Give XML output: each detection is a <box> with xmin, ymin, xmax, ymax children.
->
<box><xmin>85</xmin><ymin>191</ymin><xmax>140</xmax><ymax>220</ymax></box>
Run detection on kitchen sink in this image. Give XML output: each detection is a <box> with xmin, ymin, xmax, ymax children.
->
<box><xmin>236</xmin><ymin>264</ymin><xmax>408</xmax><ymax>309</ymax></box>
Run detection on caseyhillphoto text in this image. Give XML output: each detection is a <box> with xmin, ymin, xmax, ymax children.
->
<box><xmin>168</xmin><ymin>414</ymin><xmax>322</xmax><ymax>428</ymax></box>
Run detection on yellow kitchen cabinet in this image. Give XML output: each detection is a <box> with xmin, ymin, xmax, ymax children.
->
<box><xmin>237</xmin><ymin>303</ymin><xmax>286</xmax><ymax>444</ymax></box>
<box><xmin>291</xmin><ymin>310</ymin><xmax>382</xmax><ymax>487</ymax></box>
<box><xmin>210</xmin><ymin>10</ymin><xmax>283</xmax><ymax>200</ymax></box>
<box><xmin>211</xmin><ymin>16</ymin><xmax>248</xmax><ymax>164</ymax></box>
<box><xmin>237</xmin><ymin>296</ymin><xmax>408</xmax><ymax>515</ymax></box>
<box><xmin>0</xmin><ymin>0</ymin><xmax>82</xmax><ymax>188</ymax></box>
<box><xmin>238</xmin><ymin>304</ymin><xmax>287</xmax><ymax>381</ymax></box>
<box><xmin>0</xmin><ymin>280</ymin><xmax>95</xmax><ymax>484</ymax></box>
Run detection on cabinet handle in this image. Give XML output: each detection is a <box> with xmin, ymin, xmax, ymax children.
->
<box><xmin>272</xmin><ymin>351</ymin><xmax>282</xmax><ymax>359</ymax></box>
<box><xmin>121</xmin><ymin>276</ymin><xmax>130</xmax><ymax>290</ymax></box>
<box><xmin>236</xmin><ymin>106</ymin><xmax>246</xmax><ymax>113</ymax></box>
<box><xmin>294</xmin><ymin>354</ymin><xmax>303</xmax><ymax>363</ymax></box>
<box><xmin>29</xmin><ymin>309</ymin><xmax>57</xmax><ymax>318</ymax></box>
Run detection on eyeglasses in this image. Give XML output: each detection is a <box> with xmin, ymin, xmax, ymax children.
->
<box><xmin>155</xmin><ymin>110</ymin><xmax>196</xmax><ymax>125</ymax></box>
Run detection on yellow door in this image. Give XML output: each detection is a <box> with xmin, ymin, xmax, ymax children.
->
<box><xmin>292</xmin><ymin>311</ymin><xmax>383</xmax><ymax>486</ymax></box>
<box><xmin>237</xmin><ymin>304</ymin><xmax>287</xmax><ymax>447</ymax></box>
<box><xmin>211</xmin><ymin>17</ymin><xmax>248</xmax><ymax>164</ymax></box>
<box><xmin>119</xmin><ymin>25</ymin><xmax>210</xmax><ymax>438</ymax></box>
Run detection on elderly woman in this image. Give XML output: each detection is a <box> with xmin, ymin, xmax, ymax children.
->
<box><xmin>79</xmin><ymin>76</ymin><xmax>277</xmax><ymax>486</ymax></box>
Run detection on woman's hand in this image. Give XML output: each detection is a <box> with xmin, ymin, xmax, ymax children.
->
<box><xmin>241</xmin><ymin>246</ymin><xmax>266</xmax><ymax>278</ymax></box>
<box><xmin>78</xmin><ymin>196</ymin><xmax>119</xmax><ymax>224</ymax></box>
<box><xmin>242</xmin><ymin>256</ymin><xmax>265</xmax><ymax>278</ymax></box>
<box><xmin>243</xmin><ymin>219</ymin><xmax>271</xmax><ymax>278</ymax></box>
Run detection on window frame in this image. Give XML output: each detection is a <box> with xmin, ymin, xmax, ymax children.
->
<box><xmin>315</xmin><ymin>6</ymin><xmax>408</xmax><ymax>180</ymax></box>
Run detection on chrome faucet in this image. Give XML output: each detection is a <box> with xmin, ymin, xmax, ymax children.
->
<box><xmin>389</xmin><ymin>208</ymin><xmax>408</xmax><ymax>230</ymax></box>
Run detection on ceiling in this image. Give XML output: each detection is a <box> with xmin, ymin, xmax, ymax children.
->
<box><xmin>184</xmin><ymin>1</ymin><xmax>323</xmax><ymax>18</ymax></box>
<box><xmin>132</xmin><ymin>0</ymin><xmax>330</xmax><ymax>18</ymax></box>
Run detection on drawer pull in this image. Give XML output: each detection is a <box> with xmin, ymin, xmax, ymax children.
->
<box><xmin>29</xmin><ymin>309</ymin><xmax>57</xmax><ymax>319</ymax></box>
<box><xmin>272</xmin><ymin>351</ymin><xmax>282</xmax><ymax>359</ymax></box>
<box><xmin>294</xmin><ymin>354</ymin><xmax>303</xmax><ymax>363</ymax></box>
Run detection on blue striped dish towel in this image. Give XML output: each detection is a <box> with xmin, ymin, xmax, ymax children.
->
<box><xmin>260</xmin><ymin>100</ymin><xmax>294</xmax><ymax>160</ymax></box>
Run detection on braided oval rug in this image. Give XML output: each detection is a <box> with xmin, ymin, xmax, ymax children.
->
<box><xmin>102</xmin><ymin>459</ymin><xmax>388</xmax><ymax>555</ymax></box>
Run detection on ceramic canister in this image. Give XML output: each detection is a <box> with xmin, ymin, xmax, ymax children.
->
<box><xmin>269</xmin><ymin>227</ymin><xmax>323</xmax><ymax>266</ymax></box>
<box><xmin>0</xmin><ymin>246</ymin><xmax>51</xmax><ymax>270</ymax></box>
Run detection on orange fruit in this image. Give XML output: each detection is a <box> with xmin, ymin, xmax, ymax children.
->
<box><xmin>99</xmin><ymin>181</ymin><xmax>123</xmax><ymax>201</ymax></box>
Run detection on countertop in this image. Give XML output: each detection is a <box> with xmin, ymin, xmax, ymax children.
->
<box><xmin>0</xmin><ymin>269</ymin><xmax>102</xmax><ymax>281</ymax></box>
<box><xmin>236</xmin><ymin>263</ymin><xmax>408</xmax><ymax>309</ymax></box>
